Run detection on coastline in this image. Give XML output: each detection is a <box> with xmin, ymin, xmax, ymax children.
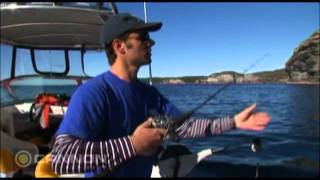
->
<box><xmin>152</xmin><ymin>82</ymin><xmax>320</xmax><ymax>85</ymax></box>
<box><xmin>285</xmin><ymin>81</ymin><xmax>320</xmax><ymax>85</ymax></box>
<box><xmin>147</xmin><ymin>80</ymin><xmax>320</xmax><ymax>85</ymax></box>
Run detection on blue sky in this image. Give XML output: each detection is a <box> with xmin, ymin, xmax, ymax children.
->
<box><xmin>1</xmin><ymin>2</ymin><xmax>319</xmax><ymax>79</ymax></box>
<box><xmin>116</xmin><ymin>2</ymin><xmax>319</xmax><ymax>77</ymax></box>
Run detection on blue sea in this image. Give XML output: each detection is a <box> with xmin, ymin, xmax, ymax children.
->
<box><xmin>156</xmin><ymin>84</ymin><xmax>319</xmax><ymax>177</ymax></box>
<box><xmin>1</xmin><ymin>83</ymin><xmax>319</xmax><ymax>177</ymax></box>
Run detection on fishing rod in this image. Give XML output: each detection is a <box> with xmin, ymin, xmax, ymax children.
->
<box><xmin>151</xmin><ymin>51</ymin><xmax>269</xmax><ymax>177</ymax></box>
<box><xmin>152</xmin><ymin>53</ymin><xmax>270</xmax><ymax>141</ymax></box>
<box><xmin>96</xmin><ymin>54</ymin><xmax>268</xmax><ymax>177</ymax></box>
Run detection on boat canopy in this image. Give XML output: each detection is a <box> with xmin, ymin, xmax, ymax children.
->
<box><xmin>1</xmin><ymin>2</ymin><xmax>118</xmax><ymax>105</ymax></box>
<box><xmin>0</xmin><ymin>2</ymin><xmax>118</xmax><ymax>49</ymax></box>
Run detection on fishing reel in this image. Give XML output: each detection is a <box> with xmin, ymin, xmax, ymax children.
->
<box><xmin>151</xmin><ymin>115</ymin><xmax>180</xmax><ymax>142</ymax></box>
<box><xmin>151</xmin><ymin>115</ymin><xmax>170</xmax><ymax>129</ymax></box>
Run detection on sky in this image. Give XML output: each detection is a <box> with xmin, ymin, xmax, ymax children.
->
<box><xmin>1</xmin><ymin>2</ymin><xmax>319</xmax><ymax>80</ymax></box>
<box><xmin>115</xmin><ymin>2</ymin><xmax>319</xmax><ymax>78</ymax></box>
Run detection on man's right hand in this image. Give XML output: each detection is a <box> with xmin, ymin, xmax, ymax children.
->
<box><xmin>130</xmin><ymin>117</ymin><xmax>166</xmax><ymax>156</ymax></box>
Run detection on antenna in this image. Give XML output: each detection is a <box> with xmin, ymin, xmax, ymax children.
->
<box><xmin>144</xmin><ymin>2</ymin><xmax>153</xmax><ymax>86</ymax></box>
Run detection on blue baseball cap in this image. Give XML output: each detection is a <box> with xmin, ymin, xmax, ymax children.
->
<box><xmin>101</xmin><ymin>13</ymin><xmax>162</xmax><ymax>46</ymax></box>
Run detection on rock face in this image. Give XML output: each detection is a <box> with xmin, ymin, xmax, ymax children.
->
<box><xmin>161</xmin><ymin>79</ymin><xmax>185</xmax><ymax>84</ymax></box>
<box><xmin>205</xmin><ymin>70</ymin><xmax>288</xmax><ymax>84</ymax></box>
<box><xmin>285</xmin><ymin>31</ymin><xmax>320</xmax><ymax>82</ymax></box>
<box><xmin>207</xmin><ymin>74</ymin><xmax>236</xmax><ymax>83</ymax></box>
<box><xmin>242</xmin><ymin>74</ymin><xmax>261</xmax><ymax>83</ymax></box>
<box><xmin>206</xmin><ymin>71</ymin><xmax>243</xmax><ymax>83</ymax></box>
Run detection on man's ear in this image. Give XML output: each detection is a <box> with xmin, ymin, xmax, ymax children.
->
<box><xmin>112</xmin><ymin>39</ymin><xmax>125</xmax><ymax>54</ymax></box>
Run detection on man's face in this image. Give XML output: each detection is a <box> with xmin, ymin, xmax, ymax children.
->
<box><xmin>123</xmin><ymin>31</ymin><xmax>155</xmax><ymax>66</ymax></box>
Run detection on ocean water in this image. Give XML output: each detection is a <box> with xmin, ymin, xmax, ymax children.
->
<box><xmin>1</xmin><ymin>83</ymin><xmax>319</xmax><ymax>177</ymax></box>
<box><xmin>155</xmin><ymin>83</ymin><xmax>319</xmax><ymax>177</ymax></box>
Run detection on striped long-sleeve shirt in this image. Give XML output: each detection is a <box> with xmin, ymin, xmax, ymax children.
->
<box><xmin>51</xmin><ymin>116</ymin><xmax>235</xmax><ymax>175</ymax></box>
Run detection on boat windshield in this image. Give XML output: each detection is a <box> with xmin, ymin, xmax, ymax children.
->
<box><xmin>0</xmin><ymin>44</ymin><xmax>109</xmax><ymax>106</ymax></box>
<box><xmin>0</xmin><ymin>2</ymin><xmax>117</xmax><ymax>107</ymax></box>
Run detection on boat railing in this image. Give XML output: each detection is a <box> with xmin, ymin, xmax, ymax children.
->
<box><xmin>0</xmin><ymin>2</ymin><xmax>118</xmax><ymax>15</ymax></box>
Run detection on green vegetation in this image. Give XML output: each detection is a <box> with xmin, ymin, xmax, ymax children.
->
<box><xmin>250</xmin><ymin>69</ymin><xmax>288</xmax><ymax>83</ymax></box>
<box><xmin>209</xmin><ymin>71</ymin><xmax>243</xmax><ymax>77</ymax></box>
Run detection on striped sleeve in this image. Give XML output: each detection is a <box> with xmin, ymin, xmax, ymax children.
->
<box><xmin>51</xmin><ymin>134</ymin><xmax>136</xmax><ymax>175</ymax></box>
<box><xmin>176</xmin><ymin>116</ymin><xmax>236</xmax><ymax>139</ymax></box>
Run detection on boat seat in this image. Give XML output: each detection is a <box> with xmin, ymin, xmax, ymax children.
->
<box><xmin>34</xmin><ymin>152</ymin><xmax>57</xmax><ymax>178</ymax></box>
<box><xmin>35</xmin><ymin>152</ymin><xmax>85</xmax><ymax>178</ymax></box>
<box><xmin>0</xmin><ymin>106</ymin><xmax>15</xmax><ymax>136</ymax></box>
<box><xmin>0</xmin><ymin>148</ymin><xmax>19</xmax><ymax>177</ymax></box>
<box><xmin>0</xmin><ymin>131</ymin><xmax>38</xmax><ymax>177</ymax></box>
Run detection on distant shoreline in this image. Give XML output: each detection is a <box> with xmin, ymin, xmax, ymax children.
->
<box><xmin>284</xmin><ymin>81</ymin><xmax>320</xmax><ymax>85</ymax></box>
<box><xmin>150</xmin><ymin>81</ymin><xmax>320</xmax><ymax>85</ymax></box>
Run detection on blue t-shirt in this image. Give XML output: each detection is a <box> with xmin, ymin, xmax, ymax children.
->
<box><xmin>55</xmin><ymin>71</ymin><xmax>181</xmax><ymax>177</ymax></box>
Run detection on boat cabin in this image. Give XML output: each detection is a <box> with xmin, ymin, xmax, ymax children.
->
<box><xmin>0</xmin><ymin>2</ymin><xmax>118</xmax><ymax>177</ymax></box>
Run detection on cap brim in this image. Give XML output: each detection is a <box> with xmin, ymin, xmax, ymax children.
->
<box><xmin>132</xmin><ymin>22</ymin><xmax>162</xmax><ymax>32</ymax></box>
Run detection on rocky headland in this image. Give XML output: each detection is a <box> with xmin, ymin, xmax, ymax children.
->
<box><xmin>141</xmin><ymin>30</ymin><xmax>319</xmax><ymax>85</ymax></box>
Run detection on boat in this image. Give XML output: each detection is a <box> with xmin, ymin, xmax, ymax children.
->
<box><xmin>0</xmin><ymin>2</ymin><xmax>117</xmax><ymax>177</ymax></box>
<box><xmin>1</xmin><ymin>2</ymin><xmax>233</xmax><ymax>178</ymax></box>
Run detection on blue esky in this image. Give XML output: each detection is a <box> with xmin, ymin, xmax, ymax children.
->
<box><xmin>116</xmin><ymin>2</ymin><xmax>319</xmax><ymax>77</ymax></box>
<box><xmin>1</xmin><ymin>2</ymin><xmax>319</xmax><ymax>79</ymax></box>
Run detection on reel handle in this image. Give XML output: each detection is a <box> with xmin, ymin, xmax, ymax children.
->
<box><xmin>151</xmin><ymin>116</ymin><xmax>180</xmax><ymax>142</ymax></box>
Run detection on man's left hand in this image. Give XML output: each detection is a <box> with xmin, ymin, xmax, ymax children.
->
<box><xmin>234</xmin><ymin>103</ymin><xmax>271</xmax><ymax>131</ymax></box>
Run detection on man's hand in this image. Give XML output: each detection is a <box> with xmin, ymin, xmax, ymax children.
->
<box><xmin>234</xmin><ymin>103</ymin><xmax>271</xmax><ymax>131</ymax></box>
<box><xmin>130</xmin><ymin>117</ymin><xmax>166</xmax><ymax>156</ymax></box>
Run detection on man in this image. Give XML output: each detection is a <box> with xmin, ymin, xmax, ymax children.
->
<box><xmin>51</xmin><ymin>13</ymin><xmax>271</xmax><ymax>177</ymax></box>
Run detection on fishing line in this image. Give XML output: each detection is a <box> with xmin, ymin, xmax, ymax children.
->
<box><xmin>179</xmin><ymin>52</ymin><xmax>270</xmax><ymax>122</ymax></box>
<box><xmin>152</xmin><ymin>53</ymin><xmax>270</xmax><ymax>177</ymax></box>
<box><xmin>96</xmin><ymin>53</ymin><xmax>269</xmax><ymax>177</ymax></box>
<box><xmin>152</xmin><ymin>53</ymin><xmax>270</xmax><ymax>139</ymax></box>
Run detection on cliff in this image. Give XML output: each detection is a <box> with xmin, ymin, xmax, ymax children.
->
<box><xmin>285</xmin><ymin>30</ymin><xmax>320</xmax><ymax>82</ymax></box>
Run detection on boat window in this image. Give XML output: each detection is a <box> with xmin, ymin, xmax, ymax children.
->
<box><xmin>15</xmin><ymin>48</ymin><xmax>37</xmax><ymax>77</ymax></box>
<box><xmin>83</xmin><ymin>50</ymin><xmax>109</xmax><ymax>77</ymax></box>
<box><xmin>1</xmin><ymin>77</ymin><xmax>79</xmax><ymax>106</ymax></box>
<box><xmin>0</xmin><ymin>86</ymin><xmax>13</xmax><ymax>104</ymax></box>
<box><xmin>34</xmin><ymin>49</ymin><xmax>66</xmax><ymax>74</ymax></box>
<box><xmin>57</xmin><ymin>2</ymin><xmax>113</xmax><ymax>11</ymax></box>
<box><xmin>10</xmin><ymin>78</ymin><xmax>78</xmax><ymax>95</ymax></box>
<box><xmin>68</xmin><ymin>50</ymin><xmax>86</xmax><ymax>77</ymax></box>
<box><xmin>62</xmin><ymin>2</ymin><xmax>101</xmax><ymax>9</ymax></box>
<box><xmin>0</xmin><ymin>44</ymin><xmax>12</xmax><ymax>80</ymax></box>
